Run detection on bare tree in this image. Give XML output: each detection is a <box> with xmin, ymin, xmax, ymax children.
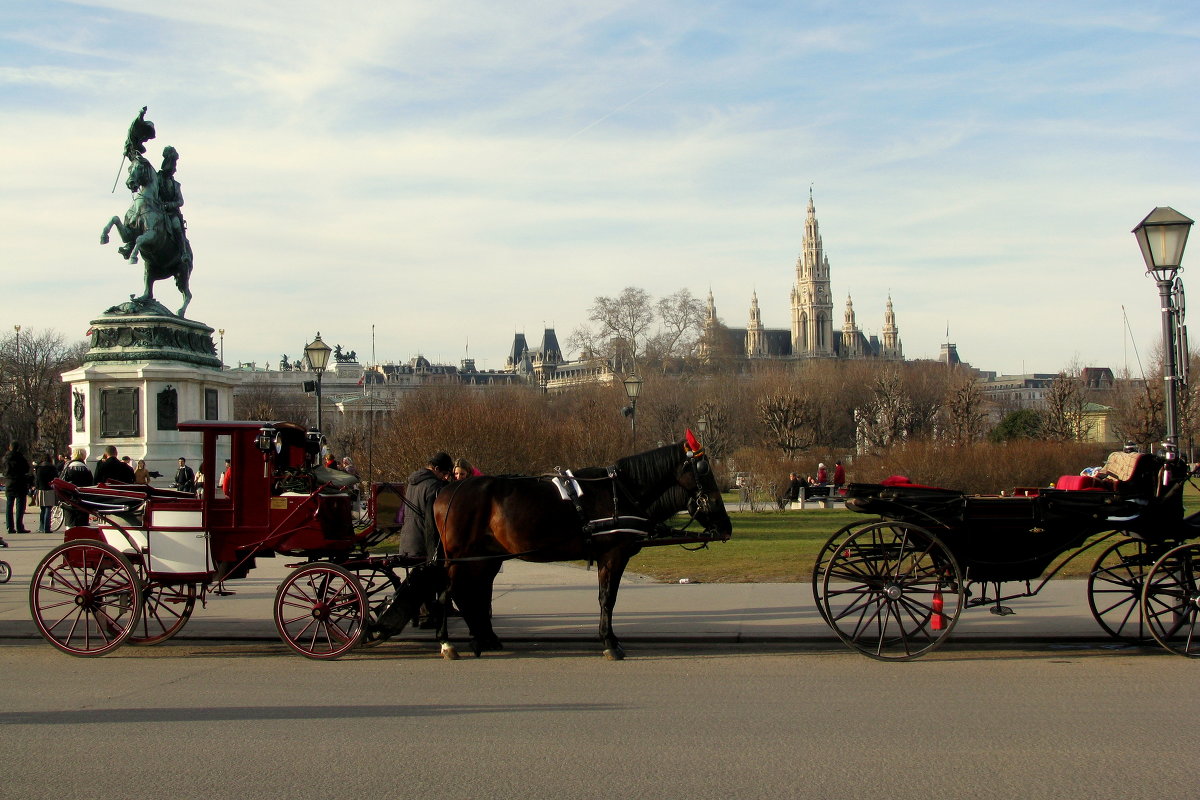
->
<box><xmin>759</xmin><ymin>393</ymin><xmax>819</xmax><ymax>455</ymax></box>
<box><xmin>1041</xmin><ymin>371</ymin><xmax>1092</xmax><ymax>441</ymax></box>
<box><xmin>651</xmin><ymin>289</ymin><xmax>705</xmax><ymax>364</ymax></box>
<box><xmin>940</xmin><ymin>372</ymin><xmax>987</xmax><ymax>444</ymax></box>
<box><xmin>0</xmin><ymin>328</ymin><xmax>86</xmax><ymax>455</ymax></box>
<box><xmin>568</xmin><ymin>287</ymin><xmax>655</xmax><ymax>371</ymax></box>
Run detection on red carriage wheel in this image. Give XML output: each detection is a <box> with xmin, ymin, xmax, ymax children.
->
<box><xmin>818</xmin><ymin>521</ymin><xmax>962</xmax><ymax>661</ymax></box>
<box><xmin>1142</xmin><ymin>542</ymin><xmax>1200</xmax><ymax>657</ymax></box>
<box><xmin>29</xmin><ymin>540</ymin><xmax>143</xmax><ymax>657</ymax></box>
<box><xmin>127</xmin><ymin>581</ymin><xmax>197</xmax><ymax>645</ymax></box>
<box><xmin>274</xmin><ymin>563</ymin><xmax>367</xmax><ymax>659</ymax></box>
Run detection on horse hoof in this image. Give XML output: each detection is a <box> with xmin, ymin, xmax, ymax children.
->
<box><xmin>603</xmin><ymin>647</ymin><xmax>625</xmax><ymax>661</ymax></box>
<box><xmin>441</xmin><ymin>642</ymin><xmax>460</xmax><ymax>660</ymax></box>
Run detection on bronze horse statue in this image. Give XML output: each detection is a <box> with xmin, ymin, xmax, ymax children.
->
<box><xmin>101</xmin><ymin>156</ymin><xmax>194</xmax><ymax>317</ymax></box>
<box><xmin>427</xmin><ymin>436</ymin><xmax>731</xmax><ymax>660</ymax></box>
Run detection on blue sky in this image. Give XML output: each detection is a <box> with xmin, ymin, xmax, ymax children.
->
<box><xmin>2</xmin><ymin>1</ymin><xmax>1198</xmax><ymax>376</ymax></box>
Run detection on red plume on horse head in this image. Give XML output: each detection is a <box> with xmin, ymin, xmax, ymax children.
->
<box><xmin>685</xmin><ymin>428</ymin><xmax>702</xmax><ymax>454</ymax></box>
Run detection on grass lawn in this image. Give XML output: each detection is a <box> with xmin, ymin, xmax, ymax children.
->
<box><xmin>624</xmin><ymin>482</ymin><xmax>1200</xmax><ymax>584</ymax></box>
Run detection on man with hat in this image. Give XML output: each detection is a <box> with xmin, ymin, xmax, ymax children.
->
<box><xmin>399</xmin><ymin>451</ymin><xmax>453</xmax><ymax>560</ymax></box>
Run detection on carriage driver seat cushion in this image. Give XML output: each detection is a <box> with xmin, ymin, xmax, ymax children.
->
<box><xmin>1102</xmin><ymin>452</ymin><xmax>1146</xmax><ymax>484</ymax></box>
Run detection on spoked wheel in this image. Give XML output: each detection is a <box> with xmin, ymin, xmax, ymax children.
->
<box><xmin>811</xmin><ymin>519</ymin><xmax>883</xmax><ymax>622</ymax></box>
<box><xmin>1087</xmin><ymin>537</ymin><xmax>1168</xmax><ymax>643</ymax></box>
<box><xmin>275</xmin><ymin>563</ymin><xmax>367</xmax><ymax>659</ymax></box>
<box><xmin>29</xmin><ymin>540</ymin><xmax>143</xmax><ymax>657</ymax></box>
<box><xmin>49</xmin><ymin>505</ymin><xmax>65</xmax><ymax>532</ymax></box>
<box><xmin>351</xmin><ymin>565</ymin><xmax>404</xmax><ymax>648</ymax></box>
<box><xmin>819</xmin><ymin>521</ymin><xmax>962</xmax><ymax>661</ymax></box>
<box><xmin>1142</xmin><ymin>543</ymin><xmax>1200</xmax><ymax>657</ymax></box>
<box><xmin>127</xmin><ymin>581</ymin><xmax>197</xmax><ymax>645</ymax></box>
<box><xmin>0</xmin><ymin>560</ymin><xmax>10</xmax><ymax>583</ymax></box>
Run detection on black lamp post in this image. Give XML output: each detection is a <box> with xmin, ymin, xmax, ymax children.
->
<box><xmin>304</xmin><ymin>332</ymin><xmax>332</xmax><ymax>434</ymax></box>
<box><xmin>697</xmin><ymin>415</ymin><xmax>709</xmax><ymax>440</ymax></box>
<box><xmin>1133</xmin><ymin>207</ymin><xmax>1194</xmax><ymax>455</ymax></box>
<box><xmin>623</xmin><ymin>373</ymin><xmax>643</xmax><ymax>440</ymax></box>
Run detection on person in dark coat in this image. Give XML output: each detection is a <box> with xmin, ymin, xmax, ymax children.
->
<box><xmin>398</xmin><ymin>452</ymin><xmax>453</xmax><ymax>559</ymax></box>
<box><xmin>95</xmin><ymin>445</ymin><xmax>136</xmax><ymax>484</ymax></box>
<box><xmin>35</xmin><ymin>454</ymin><xmax>59</xmax><ymax>533</ymax></box>
<box><xmin>3</xmin><ymin>440</ymin><xmax>32</xmax><ymax>539</ymax></box>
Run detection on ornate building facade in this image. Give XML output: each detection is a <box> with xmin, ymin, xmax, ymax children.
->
<box><xmin>702</xmin><ymin>191</ymin><xmax>904</xmax><ymax>362</ymax></box>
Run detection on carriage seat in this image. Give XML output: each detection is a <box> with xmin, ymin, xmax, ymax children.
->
<box><xmin>51</xmin><ymin>478</ymin><xmax>148</xmax><ymax>518</ymax></box>
<box><xmin>1053</xmin><ymin>474</ymin><xmax>1114</xmax><ymax>492</ymax></box>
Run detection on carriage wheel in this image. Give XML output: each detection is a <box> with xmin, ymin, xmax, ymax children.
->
<box><xmin>810</xmin><ymin>518</ymin><xmax>883</xmax><ymax>623</ymax></box>
<box><xmin>274</xmin><ymin>563</ymin><xmax>367</xmax><ymax>659</ymax></box>
<box><xmin>1086</xmin><ymin>537</ymin><xmax>1168</xmax><ymax>643</ymax></box>
<box><xmin>350</xmin><ymin>565</ymin><xmax>404</xmax><ymax>648</ymax></box>
<box><xmin>819</xmin><ymin>521</ymin><xmax>962</xmax><ymax>661</ymax></box>
<box><xmin>127</xmin><ymin>582</ymin><xmax>196</xmax><ymax>645</ymax></box>
<box><xmin>29</xmin><ymin>541</ymin><xmax>142</xmax><ymax>657</ymax></box>
<box><xmin>1142</xmin><ymin>543</ymin><xmax>1200</xmax><ymax>657</ymax></box>
<box><xmin>0</xmin><ymin>560</ymin><xmax>10</xmax><ymax>584</ymax></box>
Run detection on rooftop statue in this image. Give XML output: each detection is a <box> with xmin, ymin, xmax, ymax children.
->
<box><xmin>100</xmin><ymin>107</ymin><xmax>195</xmax><ymax>317</ymax></box>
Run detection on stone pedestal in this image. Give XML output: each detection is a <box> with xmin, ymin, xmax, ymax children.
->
<box><xmin>61</xmin><ymin>308</ymin><xmax>239</xmax><ymax>481</ymax></box>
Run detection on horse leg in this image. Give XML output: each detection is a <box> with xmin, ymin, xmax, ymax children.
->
<box><xmin>447</xmin><ymin>560</ymin><xmax>503</xmax><ymax>657</ymax></box>
<box><xmin>100</xmin><ymin>216</ymin><xmax>121</xmax><ymax>245</ymax></box>
<box><xmin>596</xmin><ymin>548</ymin><xmax>634</xmax><ymax>660</ymax></box>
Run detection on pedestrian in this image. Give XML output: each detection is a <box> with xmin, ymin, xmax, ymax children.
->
<box><xmin>787</xmin><ymin>472</ymin><xmax>802</xmax><ymax>502</ymax></box>
<box><xmin>3</xmin><ymin>440</ymin><xmax>32</xmax><ymax>540</ymax></box>
<box><xmin>172</xmin><ymin>457</ymin><xmax>195</xmax><ymax>492</ymax></box>
<box><xmin>219</xmin><ymin>458</ymin><xmax>232</xmax><ymax>496</ymax></box>
<box><xmin>134</xmin><ymin>459</ymin><xmax>152</xmax><ymax>485</ymax></box>
<box><xmin>399</xmin><ymin>452</ymin><xmax>453</xmax><ymax>560</ymax></box>
<box><xmin>194</xmin><ymin>464</ymin><xmax>207</xmax><ymax>498</ymax></box>
<box><xmin>833</xmin><ymin>460</ymin><xmax>846</xmax><ymax>488</ymax></box>
<box><xmin>452</xmin><ymin>457</ymin><xmax>482</xmax><ymax>481</ymax></box>
<box><xmin>341</xmin><ymin>456</ymin><xmax>359</xmax><ymax>478</ymax></box>
<box><xmin>95</xmin><ymin>445</ymin><xmax>136</xmax><ymax>484</ymax></box>
<box><xmin>35</xmin><ymin>453</ymin><xmax>58</xmax><ymax>533</ymax></box>
<box><xmin>816</xmin><ymin>462</ymin><xmax>828</xmax><ymax>484</ymax></box>
<box><xmin>60</xmin><ymin>448</ymin><xmax>94</xmax><ymax>528</ymax></box>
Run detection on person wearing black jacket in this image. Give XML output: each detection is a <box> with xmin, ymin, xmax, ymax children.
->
<box><xmin>34</xmin><ymin>454</ymin><xmax>59</xmax><ymax>533</ymax></box>
<box><xmin>95</xmin><ymin>445</ymin><xmax>136</xmax><ymax>484</ymax></box>
<box><xmin>4</xmin><ymin>440</ymin><xmax>32</xmax><ymax>538</ymax></box>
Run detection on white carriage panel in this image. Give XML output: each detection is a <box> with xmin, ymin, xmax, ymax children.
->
<box><xmin>146</xmin><ymin>510</ymin><xmax>210</xmax><ymax>575</ymax></box>
<box><xmin>102</xmin><ymin>527</ymin><xmax>148</xmax><ymax>557</ymax></box>
<box><xmin>146</xmin><ymin>529</ymin><xmax>211</xmax><ymax>575</ymax></box>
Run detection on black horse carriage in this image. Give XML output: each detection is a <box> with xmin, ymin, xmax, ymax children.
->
<box><xmin>29</xmin><ymin>421</ymin><xmax>731</xmax><ymax>660</ymax></box>
<box><xmin>812</xmin><ymin>449</ymin><xmax>1200</xmax><ymax>660</ymax></box>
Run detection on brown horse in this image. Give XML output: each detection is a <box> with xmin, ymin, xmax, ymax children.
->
<box><xmin>431</xmin><ymin>436</ymin><xmax>731</xmax><ymax>660</ymax></box>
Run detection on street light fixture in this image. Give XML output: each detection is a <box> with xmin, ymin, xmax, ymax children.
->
<box><xmin>623</xmin><ymin>373</ymin><xmax>643</xmax><ymax>440</ymax></box>
<box><xmin>304</xmin><ymin>332</ymin><xmax>332</xmax><ymax>434</ymax></box>
<box><xmin>1133</xmin><ymin>207</ymin><xmax>1194</xmax><ymax>454</ymax></box>
<box><xmin>218</xmin><ymin>328</ymin><xmax>225</xmax><ymax>368</ymax></box>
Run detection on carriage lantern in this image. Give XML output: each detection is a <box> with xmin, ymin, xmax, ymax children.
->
<box><xmin>304</xmin><ymin>332</ymin><xmax>332</xmax><ymax>435</ymax></box>
<box><xmin>1134</xmin><ymin>207</ymin><xmax>1194</xmax><ymax>455</ymax></box>
<box><xmin>255</xmin><ymin>426</ymin><xmax>275</xmax><ymax>454</ymax></box>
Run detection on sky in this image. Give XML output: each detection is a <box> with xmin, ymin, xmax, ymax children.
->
<box><xmin>2</xmin><ymin>0</ymin><xmax>1198</xmax><ymax>377</ymax></box>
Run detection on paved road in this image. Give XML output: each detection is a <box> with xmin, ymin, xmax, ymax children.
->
<box><xmin>0</xmin><ymin>639</ymin><xmax>1195</xmax><ymax>799</ymax></box>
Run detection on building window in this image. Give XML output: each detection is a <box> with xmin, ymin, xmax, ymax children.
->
<box><xmin>205</xmin><ymin>388</ymin><xmax>219</xmax><ymax>420</ymax></box>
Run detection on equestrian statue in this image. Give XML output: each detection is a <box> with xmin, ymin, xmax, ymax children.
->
<box><xmin>100</xmin><ymin>107</ymin><xmax>195</xmax><ymax>317</ymax></box>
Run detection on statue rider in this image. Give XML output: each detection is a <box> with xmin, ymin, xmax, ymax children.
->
<box><xmin>158</xmin><ymin>145</ymin><xmax>191</xmax><ymax>258</ymax></box>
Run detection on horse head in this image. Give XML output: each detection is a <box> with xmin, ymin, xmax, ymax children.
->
<box><xmin>616</xmin><ymin>435</ymin><xmax>731</xmax><ymax>539</ymax></box>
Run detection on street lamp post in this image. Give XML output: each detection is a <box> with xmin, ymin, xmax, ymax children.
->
<box><xmin>697</xmin><ymin>416</ymin><xmax>709</xmax><ymax>439</ymax></box>
<box><xmin>218</xmin><ymin>328</ymin><xmax>225</xmax><ymax>368</ymax></box>
<box><xmin>304</xmin><ymin>332</ymin><xmax>332</xmax><ymax>435</ymax></box>
<box><xmin>623</xmin><ymin>373</ymin><xmax>643</xmax><ymax>442</ymax></box>
<box><xmin>1133</xmin><ymin>207</ymin><xmax>1194</xmax><ymax>455</ymax></box>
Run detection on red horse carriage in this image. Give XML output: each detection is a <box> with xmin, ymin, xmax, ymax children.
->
<box><xmin>29</xmin><ymin>420</ymin><xmax>419</xmax><ymax>659</ymax></box>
